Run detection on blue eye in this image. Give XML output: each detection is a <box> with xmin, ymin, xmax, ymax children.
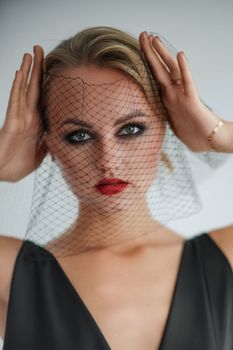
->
<box><xmin>65</xmin><ymin>130</ymin><xmax>91</xmax><ymax>144</ymax></box>
<box><xmin>64</xmin><ymin>123</ymin><xmax>146</xmax><ymax>145</ymax></box>
<box><xmin>119</xmin><ymin>123</ymin><xmax>145</xmax><ymax>137</ymax></box>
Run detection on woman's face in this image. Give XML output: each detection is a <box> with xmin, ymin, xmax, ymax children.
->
<box><xmin>45</xmin><ymin>64</ymin><xmax>166</xmax><ymax>213</ymax></box>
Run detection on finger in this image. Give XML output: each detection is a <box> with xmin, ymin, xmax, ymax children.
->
<box><xmin>177</xmin><ymin>51</ymin><xmax>198</xmax><ymax>97</ymax></box>
<box><xmin>19</xmin><ymin>53</ymin><xmax>33</xmax><ymax>91</ymax></box>
<box><xmin>19</xmin><ymin>54</ymin><xmax>33</xmax><ymax>112</ymax></box>
<box><xmin>5</xmin><ymin>70</ymin><xmax>24</xmax><ymax>120</ymax></box>
<box><xmin>148</xmin><ymin>35</ymin><xmax>171</xmax><ymax>72</ymax></box>
<box><xmin>139</xmin><ymin>32</ymin><xmax>172</xmax><ymax>88</ymax></box>
<box><xmin>27</xmin><ymin>45</ymin><xmax>44</xmax><ymax>109</ymax></box>
<box><xmin>151</xmin><ymin>36</ymin><xmax>182</xmax><ymax>81</ymax></box>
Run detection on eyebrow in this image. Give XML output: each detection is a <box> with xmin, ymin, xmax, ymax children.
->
<box><xmin>59</xmin><ymin>110</ymin><xmax>150</xmax><ymax>129</ymax></box>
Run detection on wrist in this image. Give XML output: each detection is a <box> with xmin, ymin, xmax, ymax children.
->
<box><xmin>207</xmin><ymin>120</ymin><xmax>233</xmax><ymax>153</ymax></box>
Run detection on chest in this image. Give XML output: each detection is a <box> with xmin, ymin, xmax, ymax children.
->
<box><xmin>79</xmin><ymin>286</ymin><xmax>172</xmax><ymax>350</ymax></box>
<box><xmin>56</xmin><ymin>246</ymin><xmax>184</xmax><ymax>350</ymax></box>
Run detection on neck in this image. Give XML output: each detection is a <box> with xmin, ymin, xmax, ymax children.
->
<box><xmin>60</xmin><ymin>199</ymin><xmax>162</xmax><ymax>254</ymax></box>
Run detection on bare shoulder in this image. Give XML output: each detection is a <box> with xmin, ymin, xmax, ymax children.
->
<box><xmin>208</xmin><ymin>224</ymin><xmax>233</xmax><ymax>271</ymax></box>
<box><xmin>0</xmin><ymin>236</ymin><xmax>24</xmax><ymax>303</ymax></box>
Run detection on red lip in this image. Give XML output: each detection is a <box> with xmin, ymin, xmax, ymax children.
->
<box><xmin>95</xmin><ymin>178</ymin><xmax>128</xmax><ymax>187</ymax></box>
<box><xmin>95</xmin><ymin>178</ymin><xmax>129</xmax><ymax>195</ymax></box>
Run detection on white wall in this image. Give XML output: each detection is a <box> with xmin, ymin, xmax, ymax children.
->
<box><xmin>0</xmin><ymin>0</ymin><xmax>233</xmax><ymax>347</ymax></box>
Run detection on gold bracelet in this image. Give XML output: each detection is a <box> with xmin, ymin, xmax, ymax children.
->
<box><xmin>207</xmin><ymin>120</ymin><xmax>224</xmax><ymax>151</ymax></box>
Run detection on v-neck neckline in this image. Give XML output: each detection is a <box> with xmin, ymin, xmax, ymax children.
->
<box><xmin>29</xmin><ymin>237</ymin><xmax>189</xmax><ymax>350</ymax></box>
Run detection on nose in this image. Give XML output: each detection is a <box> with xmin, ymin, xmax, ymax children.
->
<box><xmin>97</xmin><ymin>137</ymin><xmax>122</xmax><ymax>172</ymax></box>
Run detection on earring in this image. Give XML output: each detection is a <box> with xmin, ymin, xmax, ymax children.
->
<box><xmin>161</xmin><ymin>152</ymin><xmax>174</xmax><ymax>173</ymax></box>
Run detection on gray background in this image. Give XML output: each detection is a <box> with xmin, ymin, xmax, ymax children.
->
<box><xmin>0</xmin><ymin>0</ymin><xmax>233</xmax><ymax>346</ymax></box>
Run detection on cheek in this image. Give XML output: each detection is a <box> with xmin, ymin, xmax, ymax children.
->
<box><xmin>46</xmin><ymin>133</ymin><xmax>91</xmax><ymax>180</ymax></box>
<box><xmin>134</xmin><ymin>124</ymin><xmax>165</xmax><ymax>184</ymax></box>
<box><xmin>57</xmin><ymin>148</ymin><xmax>93</xmax><ymax>182</ymax></box>
<box><xmin>137</xmin><ymin>124</ymin><xmax>164</xmax><ymax>162</ymax></box>
<box><xmin>133</xmin><ymin>141</ymin><xmax>161</xmax><ymax>185</ymax></box>
<box><xmin>52</xmin><ymin>145</ymin><xmax>101</xmax><ymax>198</ymax></box>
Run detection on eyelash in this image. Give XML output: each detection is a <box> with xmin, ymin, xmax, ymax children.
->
<box><xmin>64</xmin><ymin>123</ymin><xmax>146</xmax><ymax>145</ymax></box>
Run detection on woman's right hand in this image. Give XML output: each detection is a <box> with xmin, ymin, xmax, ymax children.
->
<box><xmin>0</xmin><ymin>45</ymin><xmax>48</xmax><ymax>182</ymax></box>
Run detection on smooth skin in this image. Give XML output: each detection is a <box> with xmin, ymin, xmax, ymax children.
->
<box><xmin>0</xmin><ymin>33</ymin><xmax>232</xmax><ymax>349</ymax></box>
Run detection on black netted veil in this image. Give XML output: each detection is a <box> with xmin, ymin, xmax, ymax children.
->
<box><xmin>22</xmin><ymin>29</ymin><xmax>230</xmax><ymax>258</ymax></box>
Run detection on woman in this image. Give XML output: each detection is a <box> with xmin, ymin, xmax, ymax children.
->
<box><xmin>0</xmin><ymin>26</ymin><xmax>232</xmax><ymax>349</ymax></box>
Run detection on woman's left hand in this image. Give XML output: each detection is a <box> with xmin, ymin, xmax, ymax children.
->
<box><xmin>139</xmin><ymin>32</ymin><xmax>233</xmax><ymax>153</ymax></box>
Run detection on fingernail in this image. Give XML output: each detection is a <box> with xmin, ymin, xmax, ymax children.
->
<box><xmin>24</xmin><ymin>53</ymin><xmax>31</xmax><ymax>61</ymax></box>
<box><xmin>181</xmin><ymin>51</ymin><xmax>186</xmax><ymax>58</ymax></box>
<box><xmin>155</xmin><ymin>36</ymin><xmax>162</xmax><ymax>42</ymax></box>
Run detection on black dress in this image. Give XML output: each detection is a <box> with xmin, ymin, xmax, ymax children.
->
<box><xmin>2</xmin><ymin>232</ymin><xmax>233</xmax><ymax>350</ymax></box>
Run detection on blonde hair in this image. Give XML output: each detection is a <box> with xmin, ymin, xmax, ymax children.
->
<box><xmin>41</xmin><ymin>26</ymin><xmax>173</xmax><ymax>172</ymax></box>
<box><xmin>43</xmin><ymin>27</ymin><xmax>161</xmax><ymax>104</ymax></box>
